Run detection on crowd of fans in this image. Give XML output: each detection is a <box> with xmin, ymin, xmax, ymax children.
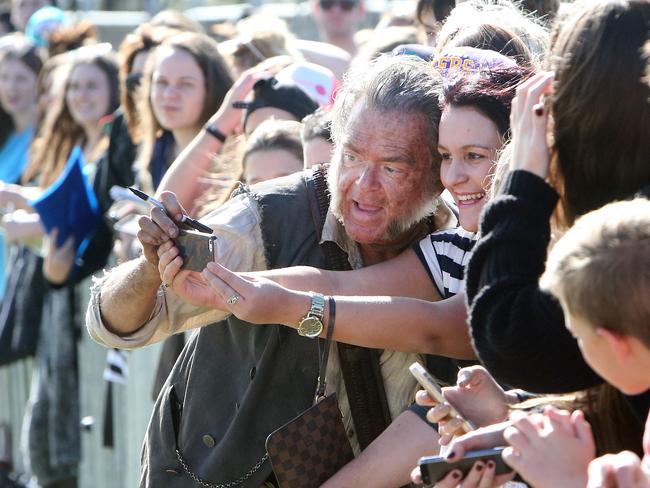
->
<box><xmin>0</xmin><ymin>0</ymin><xmax>649</xmax><ymax>487</ymax></box>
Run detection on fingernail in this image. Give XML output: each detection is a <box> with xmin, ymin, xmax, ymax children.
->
<box><xmin>534</xmin><ymin>104</ymin><xmax>544</xmax><ymax>116</ymax></box>
<box><xmin>452</xmin><ymin>471</ymin><xmax>461</xmax><ymax>479</ymax></box>
<box><xmin>476</xmin><ymin>463</ymin><xmax>484</xmax><ymax>472</ymax></box>
<box><xmin>487</xmin><ymin>461</ymin><xmax>495</xmax><ymax>469</ymax></box>
<box><xmin>445</xmin><ymin>451</ymin><xmax>455</xmax><ymax>460</ymax></box>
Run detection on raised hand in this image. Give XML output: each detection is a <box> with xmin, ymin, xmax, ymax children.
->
<box><xmin>510</xmin><ymin>71</ymin><xmax>554</xmax><ymax>179</ymax></box>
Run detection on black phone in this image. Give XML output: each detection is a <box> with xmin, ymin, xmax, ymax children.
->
<box><xmin>418</xmin><ymin>447</ymin><xmax>512</xmax><ymax>485</ymax></box>
<box><xmin>174</xmin><ymin>230</ymin><xmax>217</xmax><ymax>272</ymax></box>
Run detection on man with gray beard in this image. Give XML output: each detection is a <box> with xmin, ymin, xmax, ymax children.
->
<box><xmin>86</xmin><ymin>56</ymin><xmax>456</xmax><ymax>488</ymax></box>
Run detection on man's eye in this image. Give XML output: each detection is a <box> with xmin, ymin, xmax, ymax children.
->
<box><xmin>343</xmin><ymin>152</ymin><xmax>357</xmax><ymax>163</ymax></box>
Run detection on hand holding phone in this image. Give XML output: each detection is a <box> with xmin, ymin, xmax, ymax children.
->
<box><xmin>174</xmin><ymin>230</ymin><xmax>217</xmax><ymax>272</ymax></box>
<box><xmin>418</xmin><ymin>447</ymin><xmax>513</xmax><ymax>484</ymax></box>
<box><xmin>409</xmin><ymin>362</ymin><xmax>475</xmax><ymax>433</ymax></box>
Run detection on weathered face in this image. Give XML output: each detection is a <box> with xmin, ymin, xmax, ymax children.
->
<box><xmin>330</xmin><ymin>103</ymin><xmax>439</xmax><ymax>245</ymax></box>
<box><xmin>66</xmin><ymin>62</ymin><xmax>111</xmax><ymax>129</ymax></box>
<box><xmin>151</xmin><ymin>47</ymin><xmax>206</xmax><ymax>132</ymax></box>
<box><xmin>438</xmin><ymin>105</ymin><xmax>502</xmax><ymax>232</ymax></box>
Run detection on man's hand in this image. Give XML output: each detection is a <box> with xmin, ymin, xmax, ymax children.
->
<box><xmin>157</xmin><ymin>240</ymin><xmax>220</xmax><ymax>308</ymax></box>
<box><xmin>503</xmin><ymin>408</ymin><xmax>595</xmax><ymax>488</ymax></box>
<box><xmin>588</xmin><ymin>451</ymin><xmax>650</xmax><ymax>488</ymax></box>
<box><xmin>136</xmin><ymin>191</ymin><xmax>186</xmax><ymax>266</ymax></box>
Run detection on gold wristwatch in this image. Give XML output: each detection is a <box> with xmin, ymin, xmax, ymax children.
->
<box><xmin>297</xmin><ymin>292</ymin><xmax>325</xmax><ymax>338</ymax></box>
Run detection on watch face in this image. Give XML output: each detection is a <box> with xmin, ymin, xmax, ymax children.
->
<box><xmin>299</xmin><ymin>317</ymin><xmax>323</xmax><ymax>338</ymax></box>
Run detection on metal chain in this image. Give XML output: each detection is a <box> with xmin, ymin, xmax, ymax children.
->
<box><xmin>175</xmin><ymin>449</ymin><xmax>269</xmax><ymax>488</ymax></box>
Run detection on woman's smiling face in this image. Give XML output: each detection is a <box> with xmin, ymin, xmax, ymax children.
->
<box><xmin>438</xmin><ymin>104</ymin><xmax>503</xmax><ymax>232</ymax></box>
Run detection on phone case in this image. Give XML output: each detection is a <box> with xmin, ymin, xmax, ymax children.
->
<box><xmin>174</xmin><ymin>230</ymin><xmax>217</xmax><ymax>272</ymax></box>
<box><xmin>409</xmin><ymin>363</ymin><xmax>475</xmax><ymax>432</ymax></box>
<box><xmin>419</xmin><ymin>447</ymin><xmax>513</xmax><ymax>484</ymax></box>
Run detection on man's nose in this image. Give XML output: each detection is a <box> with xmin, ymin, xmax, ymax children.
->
<box><xmin>356</xmin><ymin>164</ymin><xmax>381</xmax><ymax>190</ymax></box>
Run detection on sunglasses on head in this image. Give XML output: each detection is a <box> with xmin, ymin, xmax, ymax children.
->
<box><xmin>319</xmin><ymin>0</ymin><xmax>357</xmax><ymax>11</ymax></box>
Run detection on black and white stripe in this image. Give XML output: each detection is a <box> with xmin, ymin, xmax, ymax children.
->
<box><xmin>416</xmin><ymin>228</ymin><xmax>477</xmax><ymax>298</ymax></box>
<box><xmin>103</xmin><ymin>349</ymin><xmax>128</xmax><ymax>384</ymax></box>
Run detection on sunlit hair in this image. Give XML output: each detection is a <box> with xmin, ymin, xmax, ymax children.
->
<box><xmin>118</xmin><ymin>24</ymin><xmax>180</xmax><ymax>141</ymax></box>
<box><xmin>351</xmin><ymin>26</ymin><xmax>422</xmax><ymax>69</ymax></box>
<box><xmin>135</xmin><ymin>32</ymin><xmax>234</xmax><ymax>191</ymax></box>
<box><xmin>417</xmin><ymin>0</ymin><xmax>455</xmax><ymax>26</ymax></box>
<box><xmin>229</xmin><ymin>15</ymin><xmax>303</xmax><ymax>75</ymax></box>
<box><xmin>243</xmin><ymin>119</ymin><xmax>304</xmax><ymax>171</ymax></box>
<box><xmin>548</xmin><ymin>0</ymin><xmax>650</xmax><ymax>227</ymax></box>
<box><xmin>541</xmin><ymin>199</ymin><xmax>650</xmax><ymax>349</ymax></box>
<box><xmin>23</xmin><ymin>47</ymin><xmax>119</xmax><ymax>188</ymax></box>
<box><xmin>436</xmin><ymin>0</ymin><xmax>548</xmax><ymax>66</ymax></box>
<box><xmin>149</xmin><ymin>10</ymin><xmax>205</xmax><ymax>34</ymax></box>
<box><xmin>47</xmin><ymin>20</ymin><xmax>98</xmax><ymax>57</ymax></box>
<box><xmin>328</xmin><ymin>55</ymin><xmax>444</xmax><ymax>239</ymax></box>
<box><xmin>0</xmin><ymin>35</ymin><xmax>42</xmax><ymax>149</ymax></box>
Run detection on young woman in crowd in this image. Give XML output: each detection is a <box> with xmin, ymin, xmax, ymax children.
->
<box><xmin>135</xmin><ymin>31</ymin><xmax>233</xmax><ymax>197</ymax></box>
<box><xmin>0</xmin><ymin>36</ymin><xmax>41</xmax><ymax>185</ymax></box>
<box><xmin>157</xmin><ymin>55</ymin><xmax>532</xmax><ymax>487</ymax></box>
<box><xmin>0</xmin><ymin>36</ymin><xmax>41</xmax><ymax>298</ymax></box>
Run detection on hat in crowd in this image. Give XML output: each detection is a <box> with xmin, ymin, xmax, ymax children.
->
<box><xmin>433</xmin><ymin>46</ymin><xmax>517</xmax><ymax>77</ymax></box>
<box><xmin>274</xmin><ymin>62</ymin><xmax>340</xmax><ymax>108</ymax></box>
<box><xmin>25</xmin><ymin>6</ymin><xmax>66</xmax><ymax>48</ymax></box>
<box><xmin>235</xmin><ymin>76</ymin><xmax>320</xmax><ymax>129</ymax></box>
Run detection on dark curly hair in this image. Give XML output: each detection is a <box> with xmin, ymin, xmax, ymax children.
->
<box><xmin>441</xmin><ymin>65</ymin><xmax>534</xmax><ymax>139</ymax></box>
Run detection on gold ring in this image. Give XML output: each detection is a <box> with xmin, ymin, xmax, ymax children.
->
<box><xmin>226</xmin><ymin>293</ymin><xmax>241</xmax><ymax>305</ymax></box>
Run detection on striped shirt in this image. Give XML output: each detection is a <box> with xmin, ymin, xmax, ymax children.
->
<box><xmin>414</xmin><ymin>228</ymin><xmax>477</xmax><ymax>298</ymax></box>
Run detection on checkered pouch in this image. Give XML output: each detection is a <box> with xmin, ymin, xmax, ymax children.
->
<box><xmin>265</xmin><ymin>393</ymin><xmax>354</xmax><ymax>487</ymax></box>
<box><xmin>265</xmin><ymin>298</ymin><xmax>354</xmax><ymax>487</ymax></box>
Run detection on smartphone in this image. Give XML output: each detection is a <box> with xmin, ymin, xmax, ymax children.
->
<box><xmin>174</xmin><ymin>230</ymin><xmax>217</xmax><ymax>272</ymax></box>
<box><xmin>409</xmin><ymin>362</ymin><xmax>475</xmax><ymax>433</ymax></box>
<box><xmin>418</xmin><ymin>447</ymin><xmax>513</xmax><ymax>484</ymax></box>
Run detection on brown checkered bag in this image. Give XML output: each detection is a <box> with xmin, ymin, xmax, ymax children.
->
<box><xmin>265</xmin><ymin>393</ymin><xmax>353</xmax><ymax>487</ymax></box>
<box><xmin>265</xmin><ymin>298</ymin><xmax>354</xmax><ymax>487</ymax></box>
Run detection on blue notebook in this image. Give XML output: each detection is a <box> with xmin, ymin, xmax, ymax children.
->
<box><xmin>29</xmin><ymin>146</ymin><xmax>101</xmax><ymax>261</ymax></box>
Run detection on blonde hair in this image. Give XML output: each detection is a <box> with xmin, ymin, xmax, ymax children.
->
<box><xmin>541</xmin><ymin>199</ymin><xmax>650</xmax><ymax>348</ymax></box>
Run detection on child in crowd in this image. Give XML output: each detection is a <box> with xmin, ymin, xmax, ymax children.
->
<box><xmin>499</xmin><ymin>198</ymin><xmax>650</xmax><ymax>488</ymax></box>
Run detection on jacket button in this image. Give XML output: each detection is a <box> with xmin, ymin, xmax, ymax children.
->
<box><xmin>202</xmin><ymin>434</ymin><xmax>216</xmax><ymax>448</ymax></box>
<box><xmin>250</xmin><ymin>367</ymin><xmax>256</xmax><ymax>380</ymax></box>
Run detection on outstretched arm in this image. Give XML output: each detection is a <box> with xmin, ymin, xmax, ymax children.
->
<box><xmin>198</xmin><ymin>262</ymin><xmax>474</xmax><ymax>359</ymax></box>
<box><xmin>254</xmin><ymin>247</ymin><xmax>439</xmax><ymax>301</ymax></box>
